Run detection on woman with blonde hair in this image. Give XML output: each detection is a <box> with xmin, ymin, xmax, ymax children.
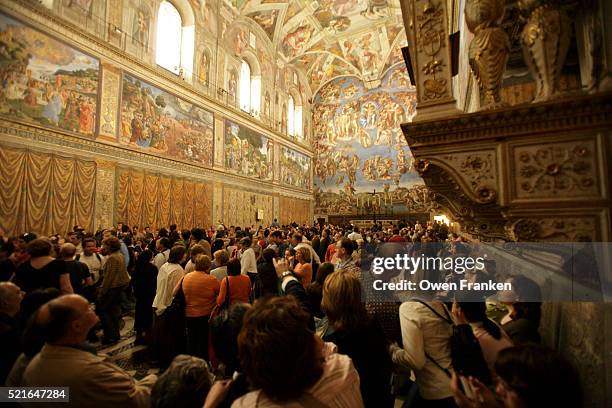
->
<box><xmin>291</xmin><ymin>247</ymin><xmax>312</xmax><ymax>288</ymax></box>
<box><xmin>321</xmin><ymin>270</ymin><xmax>393</xmax><ymax>407</ymax></box>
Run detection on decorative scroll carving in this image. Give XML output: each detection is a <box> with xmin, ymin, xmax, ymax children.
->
<box><xmin>412</xmin><ymin>0</ymin><xmax>455</xmax><ymax>106</ymax></box>
<box><xmin>519</xmin><ymin>0</ymin><xmax>571</xmax><ymax>102</ymax></box>
<box><xmin>99</xmin><ymin>65</ymin><xmax>120</xmax><ymax>139</ymax></box>
<box><xmin>513</xmin><ymin>140</ymin><xmax>600</xmax><ymax>199</ymax></box>
<box><xmin>507</xmin><ymin>216</ymin><xmax>599</xmax><ymax>242</ymax></box>
<box><xmin>443</xmin><ymin>151</ymin><xmax>498</xmax><ymax>202</ymax></box>
<box><xmin>94</xmin><ymin>164</ymin><xmax>116</xmax><ymax>230</ymax></box>
<box><xmin>465</xmin><ymin>0</ymin><xmax>509</xmax><ymax>108</ymax></box>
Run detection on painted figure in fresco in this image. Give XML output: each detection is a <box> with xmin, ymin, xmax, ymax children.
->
<box><xmin>235</xmin><ymin>30</ymin><xmax>248</xmax><ymax>55</ymax></box>
<box><xmin>228</xmin><ymin>70</ymin><xmax>237</xmax><ymax>101</ymax></box>
<box><xmin>66</xmin><ymin>0</ymin><xmax>93</xmax><ymax>14</ymax></box>
<box><xmin>130</xmin><ymin>112</ymin><xmax>145</xmax><ymax>144</ymax></box>
<box><xmin>199</xmin><ymin>51</ymin><xmax>210</xmax><ymax>84</ymax></box>
<box><xmin>62</xmin><ymin>90</ymin><xmax>80</xmax><ymax>132</ymax></box>
<box><xmin>361</xmin><ymin>101</ymin><xmax>377</xmax><ymax>129</ymax></box>
<box><xmin>42</xmin><ymin>85</ymin><xmax>64</xmax><ymax>126</ymax></box>
<box><xmin>283</xmin><ymin>24</ymin><xmax>313</xmax><ymax>56</ymax></box>
<box><xmin>361</xmin><ymin>0</ymin><xmax>388</xmax><ymax>20</ymax></box>
<box><xmin>132</xmin><ymin>9</ymin><xmax>150</xmax><ymax>49</ymax></box>
<box><xmin>78</xmin><ymin>96</ymin><xmax>94</xmax><ymax>134</ymax></box>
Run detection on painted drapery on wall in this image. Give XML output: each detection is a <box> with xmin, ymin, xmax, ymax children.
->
<box><xmin>313</xmin><ymin>65</ymin><xmax>422</xmax><ymax>216</ymax></box>
<box><xmin>116</xmin><ymin>167</ymin><xmax>213</xmax><ymax>230</ymax></box>
<box><xmin>0</xmin><ymin>144</ymin><xmax>96</xmax><ymax>236</ymax></box>
<box><xmin>0</xmin><ymin>13</ymin><xmax>99</xmax><ymax>137</ymax></box>
<box><xmin>280</xmin><ymin>196</ymin><xmax>311</xmax><ymax>226</ymax></box>
<box><xmin>224</xmin><ymin>119</ymin><xmax>273</xmax><ymax>180</ymax></box>
<box><xmin>120</xmin><ymin>73</ymin><xmax>214</xmax><ymax>166</ymax></box>
<box><xmin>280</xmin><ymin>145</ymin><xmax>311</xmax><ymax>191</ymax></box>
<box><xmin>222</xmin><ymin>187</ymin><xmax>273</xmax><ymax>227</ymax></box>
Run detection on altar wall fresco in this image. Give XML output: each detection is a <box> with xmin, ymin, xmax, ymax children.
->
<box><xmin>0</xmin><ymin>13</ymin><xmax>99</xmax><ymax>137</ymax></box>
<box><xmin>313</xmin><ymin>64</ymin><xmax>424</xmax><ymax>216</ymax></box>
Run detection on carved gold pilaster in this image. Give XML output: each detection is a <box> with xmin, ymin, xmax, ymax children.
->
<box><xmin>99</xmin><ymin>63</ymin><xmax>121</xmax><ymax>140</ymax></box>
<box><xmin>212</xmin><ymin>182</ymin><xmax>223</xmax><ymax>226</ymax></box>
<box><xmin>214</xmin><ymin>116</ymin><xmax>224</xmax><ymax>168</ymax></box>
<box><xmin>399</xmin><ymin>0</ymin><xmax>460</xmax><ymax>120</ymax></box>
<box><xmin>94</xmin><ymin>159</ymin><xmax>117</xmax><ymax>230</ymax></box>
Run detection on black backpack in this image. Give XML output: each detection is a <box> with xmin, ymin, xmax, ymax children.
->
<box><xmin>416</xmin><ymin>300</ymin><xmax>492</xmax><ymax>385</ymax></box>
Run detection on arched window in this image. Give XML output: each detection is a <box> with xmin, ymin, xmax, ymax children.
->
<box><xmin>239</xmin><ymin>58</ymin><xmax>261</xmax><ymax>116</ymax></box>
<box><xmin>155</xmin><ymin>1</ymin><xmax>195</xmax><ymax>79</ymax></box>
<box><xmin>239</xmin><ymin>60</ymin><xmax>251</xmax><ymax>112</ymax></box>
<box><xmin>287</xmin><ymin>93</ymin><xmax>303</xmax><ymax>138</ymax></box>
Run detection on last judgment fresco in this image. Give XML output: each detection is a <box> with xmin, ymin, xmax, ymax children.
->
<box><xmin>313</xmin><ymin>65</ymin><xmax>428</xmax><ymax>216</ymax></box>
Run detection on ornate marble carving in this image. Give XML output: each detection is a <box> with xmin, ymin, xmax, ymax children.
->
<box><xmin>94</xmin><ymin>164</ymin><xmax>116</xmax><ymax>230</ymax></box>
<box><xmin>442</xmin><ymin>151</ymin><xmax>498</xmax><ymax>203</ymax></box>
<box><xmin>507</xmin><ymin>216</ymin><xmax>599</xmax><ymax>242</ymax></box>
<box><xmin>465</xmin><ymin>0</ymin><xmax>509</xmax><ymax>108</ymax></box>
<box><xmin>519</xmin><ymin>0</ymin><xmax>571</xmax><ymax>102</ymax></box>
<box><xmin>513</xmin><ymin>140</ymin><xmax>600</xmax><ymax>199</ymax></box>
<box><xmin>99</xmin><ymin>65</ymin><xmax>120</xmax><ymax>139</ymax></box>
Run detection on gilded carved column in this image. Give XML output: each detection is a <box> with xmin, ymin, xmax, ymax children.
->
<box><xmin>214</xmin><ymin>117</ymin><xmax>224</xmax><ymax>168</ymax></box>
<box><xmin>399</xmin><ymin>0</ymin><xmax>461</xmax><ymax>120</ymax></box>
<box><xmin>98</xmin><ymin>63</ymin><xmax>121</xmax><ymax>140</ymax></box>
<box><xmin>94</xmin><ymin>160</ymin><xmax>117</xmax><ymax>230</ymax></box>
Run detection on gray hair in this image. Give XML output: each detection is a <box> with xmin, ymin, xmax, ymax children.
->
<box><xmin>150</xmin><ymin>355</ymin><xmax>213</xmax><ymax>408</ymax></box>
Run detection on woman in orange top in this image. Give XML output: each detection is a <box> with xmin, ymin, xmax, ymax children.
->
<box><xmin>217</xmin><ymin>258</ymin><xmax>251</xmax><ymax>306</ymax></box>
<box><xmin>180</xmin><ymin>255</ymin><xmax>219</xmax><ymax>359</ymax></box>
<box><xmin>292</xmin><ymin>247</ymin><xmax>313</xmax><ymax>288</ymax></box>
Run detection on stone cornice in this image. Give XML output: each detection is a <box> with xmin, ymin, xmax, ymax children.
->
<box><xmin>402</xmin><ymin>92</ymin><xmax>612</xmax><ymax>147</ymax></box>
<box><xmin>0</xmin><ymin>119</ymin><xmax>312</xmax><ymax>200</ymax></box>
<box><xmin>1</xmin><ymin>0</ymin><xmax>313</xmax><ymax>157</ymax></box>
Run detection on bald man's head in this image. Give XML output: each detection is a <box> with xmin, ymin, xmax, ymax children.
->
<box><xmin>43</xmin><ymin>294</ymin><xmax>98</xmax><ymax>345</ymax></box>
<box><xmin>59</xmin><ymin>243</ymin><xmax>76</xmax><ymax>259</ymax></box>
<box><xmin>0</xmin><ymin>281</ymin><xmax>23</xmax><ymax>316</ymax></box>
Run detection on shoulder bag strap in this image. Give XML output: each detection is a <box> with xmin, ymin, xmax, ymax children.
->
<box><xmin>413</xmin><ymin>299</ymin><xmax>453</xmax><ymax>378</ymax></box>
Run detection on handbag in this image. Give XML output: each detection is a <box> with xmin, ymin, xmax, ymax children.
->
<box><xmin>208</xmin><ymin>277</ymin><xmax>231</xmax><ymax>368</ymax></box>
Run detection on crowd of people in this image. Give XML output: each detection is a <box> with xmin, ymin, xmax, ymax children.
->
<box><xmin>0</xmin><ymin>219</ymin><xmax>583</xmax><ymax>407</ymax></box>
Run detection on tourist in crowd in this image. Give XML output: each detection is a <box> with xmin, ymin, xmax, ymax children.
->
<box><xmin>153</xmin><ymin>237</ymin><xmax>171</xmax><ymax>270</ymax></box>
<box><xmin>334</xmin><ymin>237</ymin><xmax>358</xmax><ymax>272</ymax></box>
<box><xmin>321</xmin><ymin>271</ymin><xmax>393</xmax><ymax>407</ymax></box>
<box><xmin>0</xmin><ymin>282</ymin><xmax>24</xmax><ymax>385</ymax></box>
<box><xmin>284</xmin><ymin>247</ymin><xmax>296</xmax><ymax>270</ymax></box>
<box><xmin>131</xmin><ymin>249</ymin><xmax>158</xmax><ymax>345</ymax></box>
<box><xmin>498</xmin><ymin>275</ymin><xmax>542</xmax><ymax>345</ymax></box>
<box><xmin>77</xmin><ymin>237</ymin><xmax>105</xmax><ymax>287</ymax></box>
<box><xmin>254</xmin><ymin>248</ymin><xmax>278</xmax><ymax>299</ymax></box>
<box><xmin>13</xmin><ymin>238</ymin><xmax>73</xmax><ymax>294</ymax></box>
<box><xmin>60</xmin><ymin>243</ymin><xmax>92</xmax><ymax>296</ymax></box>
<box><xmin>151</xmin><ymin>354</ymin><xmax>212</xmax><ymax>408</ymax></box>
<box><xmin>233</xmin><ymin>296</ymin><xmax>363</xmax><ymax>407</ymax></box>
<box><xmin>291</xmin><ymin>246</ymin><xmax>313</xmax><ymax>288</ymax></box>
<box><xmin>209</xmin><ymin>303</ymin><xmax>251</xmax><ymax>407</ymax></box>
<box><xmin>190</xmin><ymin>228</ymin><xmax>212</xmax><ymax>258</ymax></box>
<box><xmin>238</xmin><ymin>237</ymin><xmax>257</xmax><ymax>284</ymax></box>
<box><xmin>97</xmin><ymin>236</ymin><xmax>131</xmax><ymax>344</ymax></box>
<box><xmin>390</xmin><ymin>297</ymin><xmax>455</xmax><ymax>406</ymax></box>
<box><xmin>184</xmin><ymin>244</ymin><xmax>205</xmax><ymax>274</ymax></box>
<box><xmin>307</xmin><ymin>262</ymin><xmax>334</xmax><ymax>318</ymax></box>
<box><xmin>182</xmin><ymin>255</ymin><xmax>219</xmax><ymax>359</ymax></box>
<box><xmin>217</xmin><ymin>259</ymin><xmax>251</xmax><ymax>306</ymax></box>
<box><xmin>211</xmin><ymin>250</ymin><xmax>229</xmax><ymax>282</ymax></box>
<box><xmin>23</xmin><ymin>295</ymin><xmax>157</xmax><ymax>407</ymax></box>
<box><xmin>451</xmin><ymin>345</ymin><xmax>582</xmax><ymax>408</ymax></box>
<box><xmin>452</xmin><ymin>294</ymin><xmax>513</xmax><ymax>369</ymax></box>
<box><xmin>152</xmin><ymin>245</ymin><xmax>186</xmax><ymax>316</ymax></box>
<box><xmin>0</xmin><ymin>240</ymin><xmax>29</xmax><ymax>281</ymax></box>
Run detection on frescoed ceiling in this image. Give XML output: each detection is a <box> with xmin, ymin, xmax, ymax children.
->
<box><xmin>223</xmin><ymin>0</ymin><xmax>407</xmax><ymax>94</ymax></box>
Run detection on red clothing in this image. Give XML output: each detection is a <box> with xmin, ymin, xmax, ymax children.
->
<box><xmin>217</xmin><ymin>275</ymin><xmax>251</xmax><ymax>305</ymax></box>
<box><xmin>325</xmin><ymin>243</ymin><xmax>336</xmax><ymax>262</ymax></box>
<box><xmin>388</xmin><ymin>235</ymin><xmax>406</xmax><ymax>242</ymax></box>
<box><xmin>182</xmin><ymin>272</ymin><xmax>220</xmax><ymax>317</ymax></box>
